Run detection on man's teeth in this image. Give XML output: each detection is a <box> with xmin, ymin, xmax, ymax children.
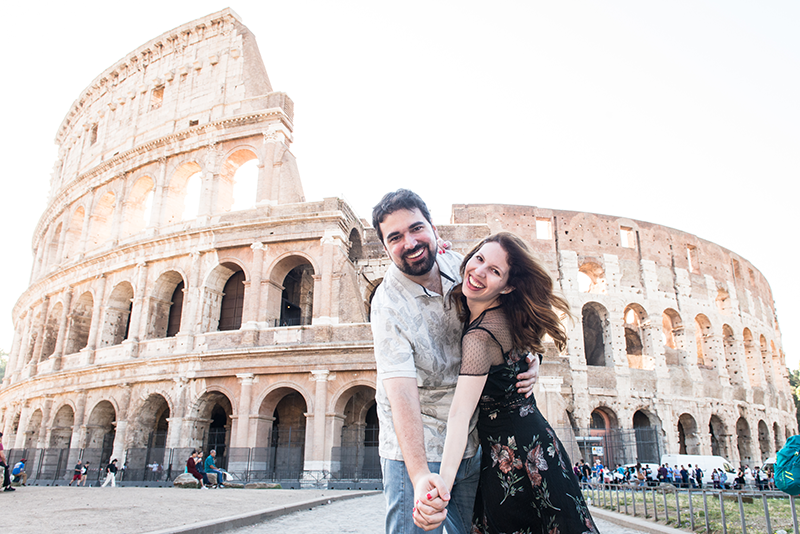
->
<box><xmin>407</xmin><ymin>248</ymin><xmax>424</xmax><ymax>259</ymax></box>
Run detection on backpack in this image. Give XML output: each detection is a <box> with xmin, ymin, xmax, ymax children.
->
<box><xmin>776</xmin><ymin>435</ymin><xmax>800</xmax><ymax>495</ymax></box>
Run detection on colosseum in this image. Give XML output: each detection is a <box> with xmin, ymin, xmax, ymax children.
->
<box><xmin>0</xmin><ymin>9</ymin><xmax>794</xmax><ymax>485</ymax></box>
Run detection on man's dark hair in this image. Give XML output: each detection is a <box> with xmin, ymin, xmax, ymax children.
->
<box><xmin>372</xmin><ymin>189</ymin><xmax>433</xmax><ymax>243</ymax></box>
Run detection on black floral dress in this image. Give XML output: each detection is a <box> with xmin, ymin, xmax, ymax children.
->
<box><xmin>462</xmin><ymin>307</ymin><xmax>597</xmax><ymax>534</ymax></box>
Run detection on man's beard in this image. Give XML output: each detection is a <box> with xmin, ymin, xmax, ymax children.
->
<box><xmin>397</xmin><ymin>244</ymin><xmax>436</xmax><ymax>276</ymax></box>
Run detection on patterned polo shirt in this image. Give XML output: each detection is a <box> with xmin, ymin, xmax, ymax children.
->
<box><xmin>371</xmin><ymin>250</ymin><xmax>479</xmax><ymax>462</ymax></box>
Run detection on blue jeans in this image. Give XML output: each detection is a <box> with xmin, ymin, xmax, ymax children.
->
<box><xmin>381</xmin><ymin>452</ymin><xmax>481</xmax><ymax>534</ymax></box>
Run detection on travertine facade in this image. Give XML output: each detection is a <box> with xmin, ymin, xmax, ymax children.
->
<box><xmin>0</xmin><ymin>10</ymin><xmax>793</xmax><ymax>482</ymax></box>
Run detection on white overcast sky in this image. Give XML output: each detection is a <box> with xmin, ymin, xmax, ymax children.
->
<box><xmin>1</xmin><ymin>2</ymin><xmax>798</xmax><ymax>367</ymax></box>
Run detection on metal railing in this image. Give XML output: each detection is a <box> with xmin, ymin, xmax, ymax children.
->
<box><xmin>584</xmin><ymin>482</ymin><xmax>799</xmax><ymax>534</ymax></box>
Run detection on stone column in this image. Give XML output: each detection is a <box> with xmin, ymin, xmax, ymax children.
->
<box><xmin>108</xmin><ymin>183</ymin><xmax>125</xmax><ymax>244</ymax></box>
<box><xmin>15</xmin><ymin>311</ymin><xmax>34</xmax><ymax>377</ymax></box>
<box><xmin>313</xmin><ymin>231</ymin><xmax>344</xmax><ymax>325</ymax></box>
<box><xmin>83</xmin><ymin>275</ymin><xmax>107</xmax><ymax>365</ymax></box>
<box><xmin>37</xmin><ymin>397</ymin><xmax>54</xmax><ymax>449</ymax></box>
<box><xmin>242</xmin><ymin>243</ymin><xmax>264</xmax><ymax>326</ymax></box>
<box><xmin>4</xmin><ymin>317</ymin><xmax>25</xmax><ymax>385</ymax></box>
<box><xmin>256</xmin><ymin>131</ymin><xmax>280</xmax><ymax>204</ymax></box>
<box><xmin>166</xmin><ymin>377</ymin><xmax>189</xmax><ymax>449</ymax></box>
<box><xmin>14</xmin><ymin>403</ymin><xmax>32</xmax><ymax>449</ymax></box>
<box><xmin>77</xmin><ymin>190</ymin><xmax>95</xmax><ymax>258</ymax></box>
<box><xmin>178</xmin><ymin>252</ymin><xmax>203</xmax><ymax>347</ymax></box>
<box><xmin>127</xmin><ymin>262</ymin><xmax>148</xmax><ymax>342</ymax></box>
<box><xmin>234</xmin><ymin>374</ymin><xmax>255</xmax><ymax>448</ymax></box>
<box><xmin>30</xmin><ymin>296</ymin><xmax>51</xmax><ymax>369</ymax></box>
<box><xmin>111</xmin><ymin>385</ymin><xmax>132</xmax><ymax>464</ymax></box>
<box><xmin>149</xmin><ymin>157</ymin><xmax>167</xmax><ymax>228</ymax></box>
<box><xmin>52</xmin><ymin>288</ymin><xmax>73</xmax><ymax>371</ymax></box>
<box><xmin>66</xmin><ymin>391</ymin><xmax>88</xmax><ymax>467</ymax></box>
<box><xmin>198</xmin><ymin>143</ymin><xmax>221</xmax><ymax>218</ymax></box>
<box><xmin>305</xmin><ymin>370</ymin><xmax>332</xmax><ymax>475</ymax></box>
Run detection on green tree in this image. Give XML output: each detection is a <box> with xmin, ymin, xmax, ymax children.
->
<box><xmin>789</xmin><ymin>367</ymin><xmax>800</xmax><ymax>431</ymax></box>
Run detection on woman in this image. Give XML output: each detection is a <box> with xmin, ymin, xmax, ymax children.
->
<box><xmin>416</xmin><ymin>232</ymin><xmax>597</xmax><ymax>533</ymax></box>
<box><xmin>187</xmin><ymin>450</ymin><xmax>210</xmax><ymax>489</ymax></box>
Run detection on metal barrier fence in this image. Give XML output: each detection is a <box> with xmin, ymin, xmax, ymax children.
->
<box><xmin>584</xmin><ymin>482</ymin><xmax>800</xmax><ymax>534</ymax></box>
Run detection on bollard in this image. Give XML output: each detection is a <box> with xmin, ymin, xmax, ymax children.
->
<box><xmin>762</xmin><ymin>494</ymin><xmax>772</xmax><ymax>534</ymax></box>
<box><xmin>738</xmin><ymin>492</ymin><xmax>747</xmax><ymax>534</ymax></box>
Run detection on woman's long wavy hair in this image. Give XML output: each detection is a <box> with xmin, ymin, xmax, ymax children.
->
<box><xmin>451</xmin><ymin>232</ymin><xmax>573</xmax><ymax>354</ymax></box>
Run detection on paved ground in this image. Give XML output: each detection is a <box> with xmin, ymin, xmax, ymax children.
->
<box><xmin>2</xmin><ymin>486</ymin><xmax>661</xmax><ymax>534</ymax></box>
<box><xmin>0</xmin><ymin>486</ymin><xmax>364</xmax><ymax>534</ymax></box>
<box><xmin>231</xmin><ymin>493</ymin><xmax>651</xmax><ymax>534</ymax></box>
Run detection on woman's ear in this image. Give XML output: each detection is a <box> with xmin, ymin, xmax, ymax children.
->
<box><xmin>501</xmin><ymin>286</ymin><xmax>515</xmax><ymax>294</ymax></box>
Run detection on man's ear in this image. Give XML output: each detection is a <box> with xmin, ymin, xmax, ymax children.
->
<box><xmin>432</xmin><ymin>224</ymin><xmax>439</xmax><ymax>240</ymax></box>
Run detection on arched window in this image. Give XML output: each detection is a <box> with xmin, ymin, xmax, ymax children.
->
<box><xmin>578</xmin><ymin>262</ymin><xmax>606</xmax><ymax>294</ymax></box>
<box><xmin>743</xmin><ymin>329</ymin><xmax>761</xmax><ymax>388</ymax></box>
<box><xmin>582</xmin><ymin>303</ymin><xmax>607</xmax><ymax>366</ymax></box>
<box><xmin>101</xmin><ymin>282</ymin><xmax>134</xmax><ymax>346</ymax></box>
<box><xmin>65</xmin><ymin>292</ymin><xmax>94</xmax><ymax>354</ymax></box>
<box><xmin>624</xmin><ymin>304</ymin><xmax>648</xmax><ymax>369</ymax></box>
<box><xmin>694</xmin><ymin>314</ymin><xmax>714</xmax><ymax>367</ymax></box>
<box><xmin>348</xmin><ymin>228</ymin><xmax>363</xmax><ymax>263</ymax></box>
<box><xmin>64</xmin><ymin>207</ymin><xmax>85</xmax><ymax>260</ymax></box>
<box><xmin>87</xmin><ymin>191</ymin><xmax>116</xmax><ymax>251</ymax></box>
<box><xmin>661</xmin><ymin>309</ymin><xmax>685</xmax><ymax>366</ymax></box>
<box><xmin>166</xmin><ymin>281</ymin><xmax>184</xmax><ymax>338</ymax></box>
<box><xmin>709</xmin><ymin>415</ymin><xmax>728</xmax><ymax>458</ymax></box>
<box><xmin>47</xmin><ymin>223</ymin><xmax>62</xmax><ymax>267</ymax></box>
<box><xmin>163</xmin><ymin>162</ymin><xmax>202</xmax><ymax>225</ymax></box>
<box><xmin>219</xmin><ymin>271</ymin><xmax>245</xmax><ymax>331</ymax></box>
<box><xmin>678</xmin><ymin>413</ymin><xmax>700</xmax><ymax>454</ymax></box>
<box><xmin>280</xmin><ymin>265</ymin><xmax>315</xmax><ymax>327</ymax></box>
<box><xmin>148</xmin><ymin>271</ymin><xmax>185</xmax><ymax>339</ymax></box>
<box><xmin>121</xmin><ymin>176</ymin><xmax>154</xmax><ymax>238</ymax></box>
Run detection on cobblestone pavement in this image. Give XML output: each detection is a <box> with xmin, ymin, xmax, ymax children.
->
<box><xmin>231</xmin><ymin>493</ymin><xmax>649</xmax><ymax>534</ymax></box>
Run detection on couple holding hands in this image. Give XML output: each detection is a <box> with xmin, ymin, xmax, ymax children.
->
<box><xmin>371</xmin><ymin>190</ymin><xmax>597</xmax><ymax>534</ymax></box>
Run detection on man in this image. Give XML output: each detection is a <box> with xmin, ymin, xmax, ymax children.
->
<box><xmin>69</xmin><ymin>461</ymin><xmax>83</xmax><ymax>486</ymax></box>
<box><xmin>204</xmin><ymin>449</ymin><xmax>224</xmax><ymax>488</ymax></box>
<box><xmin>11</xmin><ymin>458</ymin><xmax>27</xmax><ymax>486</ymax></box>
<box><xmin>370</xmin><ymin>189</ymin><xmax>537</xmax><ymax>534</ymax></box>
<box><xmin>101</xmin><ymin>459</ymin><xmax>118</xmax><ymax>487</ymax></box>
<box><xmin>0</xmin><ymin>432</ymin><xmax>13</xmax><ymax>492</ymax></box>
<box><xmin>80</xmin><ymin>461</ymin><xmax>90</xmax><ymax>486</ymax></box>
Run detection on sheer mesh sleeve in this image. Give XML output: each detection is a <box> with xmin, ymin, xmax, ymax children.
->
<box><xmin>460</xmin><ymin>327</ymin><xmax>505</xmax><ymax>376</ymax></box>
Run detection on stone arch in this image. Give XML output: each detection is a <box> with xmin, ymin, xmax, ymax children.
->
<box><xmin>268</xmin><ymin>254</ymin><xmax>318</xmax><ymax>327</ymax></box>
<box><xmin>677</xmin><ymin>413</ymin><xmax>701</xmax><ymax>455</ymax></box>
<box><xmin>582</xmin><ymin>302</ymin><xmax>609</xmax><ymax>366</ymax></box>
<box><xmin>64</xmin><ymin>206</ymin><xmax>85</xmax><ymax>259</ymax></box>
<box><xmin>24</xmin><ymin>408</ymin><xmax>44</xmax><ymax>449</ymax></box>
<box><xmin>334</xmin><ymin>384</ymin><xmax>378</xmax><ymax>478</ymax></box>
<box><xmin>623</xmin><ymin>303</ymin><xmax>649</xmax><ymax>369</ymax></box>
<box><xmin>121</xmin><ymin>175</ymin><xmax>154</xmax><ymax>238</ymax></box>
<box><xmin>65</xmin><ymin>291</ymin><xmax>94</xmax><ymax>355</ymax></box>
<box><xmin>100</xmin><ymin>281</ymin><xmax>134</xmax><ymax>346</ymax></box>
<box><xmin>743</xmin><ymin>329</ymin><xmax>761</xmax><ymax>388</ymax></box>
<box><xmin>348</xmin><ymin>228</ymin><xmax>363</xmax><ymax>263</ymax></box>
<box><xmin>40</xmin><ymin>302</ymin><xmax>63</xmax><ymax>360</ymax></box>
<box><xmin>694</xmin><ymin>314</ymin><xmax>714</xmax><ymax>367</ymax></box>
<box><xmin>189</xmin><ymin>390</ymin><xmax>234</xmax><ymax>460</ymax></box>
<box><xmin>86</xmin><ymin>191</ymin><xmax>116</xmax><ymax>251</ymax></box>
<box><xmin>758</xmin><ymin>419</ymin><xmax>770</xmax><ymax>461</ymax></box>
<box><xmin>49</xmin><ymin>404</ymin><xmax>75</xmax><ymax>448</ymax></box>
<box><xmin>255</xmin><ymin>386</ymin><xmax>309</xmax><ymax>478</ymax></box>
<box><xmin>723</xmin><ymin>324</ymin><xmax>743</xmax><ymax>387</ymax></box>
<box><xmin>46</xmin><ymin>222</ymin><xmax>62</xmax><ymax>267</ymax></box>
<box><xmin>163</xmin><ymin>161</ymin><xmax>202</xmax><ymax>225</ymax></box>
<box><xmin>127</xmin><ymin>393</ymin><xmax>171</xmax><ymax>450</ymax></box>
<box><xmin>6</xmin><ymin>411</ymin><xmax>21</xmax><ymax>448</ymax></box>
<box><xmin>632</xmin><ymin>409</ymin><xmax>660</xmax><ymax>463</ymax></box>
<box><xmin>219</xmin><ymin>147</ymin><xmax>259</xmax><ymax>212</ymax></box>
<box><xmin>577</xmin><ymin>261</ymin><xmax>606</xmax><ymax>294</ymax></box>
<box><xmin>588</xmin><ymin>406</ymin><xmax>618</xmax><ymax>466</ymax></box>
<box><xmin>709</xmin><ymin>414</ymin><xmax>729</xmax><ymax>458</ymax></box>
<box><xmin>147</xmin><ymin>270</ymin><xmax>186</xmax><ymax>339</ymax></box>
<box><xmin>662</xmin><ymin>308</ymin><xmax>685</xmax><ymax>366</ymax></box>
<box><xmin>85</xmin><ymin>400</ymin><xmax>117</xmax><ymax>468</ymax></box>
<box><xmin>736</xmin><ymin>417</ymin><xmax>753</xmax><ymax>465</ymax></box>
<box><xmin>201</xmin><ymin>262</ymin><xmax>247</xmax><ymax>332</ymax></box>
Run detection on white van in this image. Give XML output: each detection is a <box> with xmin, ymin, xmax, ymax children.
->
<box><xmin>660</xmin><ymin>454</ymin><xmax>737</xmax><ymax>486</ymax></box>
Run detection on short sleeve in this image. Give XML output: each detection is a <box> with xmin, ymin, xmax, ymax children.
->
<box><xmin>460</xmin><ymin>327</ymin><xmax>504</xmax><ymax>376</ymax></box>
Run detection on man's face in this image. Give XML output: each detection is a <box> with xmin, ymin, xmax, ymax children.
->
<box><xmin>379</xmin><ymin>208</ymin><xmax>438</xmax><ymax>277</ymax></box>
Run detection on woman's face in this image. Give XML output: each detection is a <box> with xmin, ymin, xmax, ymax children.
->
<box><xmin>462</xmin><ymin>241</ymin><xmax>511</xmax><ymax>304</ymax></box>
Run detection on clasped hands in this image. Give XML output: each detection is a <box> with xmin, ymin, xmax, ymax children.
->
<box><xmin>412</xmin><ymin>472</ymin><xmax>450</xmax><ymax>531</ymax></box>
